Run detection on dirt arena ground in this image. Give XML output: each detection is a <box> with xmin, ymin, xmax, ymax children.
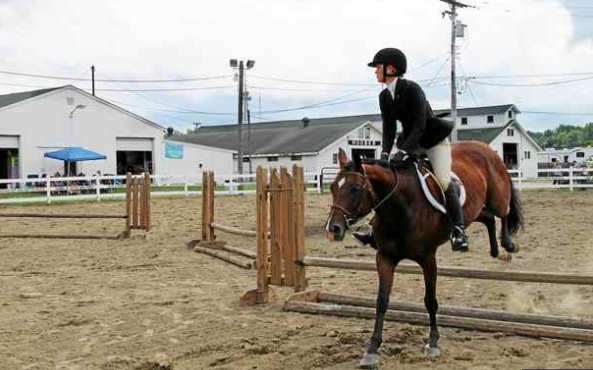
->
<box><xmin>1</xmin><ymin>190</ymin><xmax>592</xmax><ymax>370</ymax></box>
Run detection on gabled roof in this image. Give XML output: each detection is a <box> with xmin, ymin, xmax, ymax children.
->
<box><xmin>435</xmin><ymin>104</ymin><xmax>520</xmax><ymax>117</ymax></box>
<box><xmin>0</xmin><ymin>87</ymin><xmax>63</xmax><ymax>109</ymax></box>
<box><xmin>458</xmin><ymin>119</ymin><xmax>542</xmax><ymax>151</ymax></box>
<box><xmin>0</xmin><ymin>85</ymin><xmax>165</xmax><ymax>130</ymax></box>
<box><xmin>458</xmin><ymin>124</ymin><xmax>509</xmax><ymax>143</ymax></box>
<box><xmin>171</xmin><ymin>114</ymin><xmax>382</xmax><ymax>155</ymax></box>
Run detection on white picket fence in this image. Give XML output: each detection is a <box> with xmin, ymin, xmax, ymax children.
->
<box><xmin>0</xmin><ymin>171</ymin><xmax>321</xmax><ymax>205</ymax></box>
<box><xmin>0</xmin><ymin>167</ymin><xmax>590</xmax><ymax>205</ymax></box>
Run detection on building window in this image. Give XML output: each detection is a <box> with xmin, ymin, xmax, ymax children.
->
<box><xmin>332</xmin><ymin>153</ymin><xmax>338</xmax><ymax>165</ymax></box>
<box><xmin>576</xmin><ymin>152</ymin><xmax>585</xmax><ymax>158</ymax></box>
<box><xmin>487</xmin><ymin>115</ymin><xmax>494</xmax><ymax>124</ymax></box>
<box><xmin>291</xmin><ymin>155</ymin><xmax>302</xmax><ymax>161</ymax></box>
<box><xmin>358</xmin><ymin>126</ymin><xmax>371</xmax><ymax>139</ymax></box>
<box><xmin>507</xmin><ymin>128</ymin><xmax>514</xmax><ymax>137</ymax></box>
<box><xmin>461</xmin><ymin>117</ymin><xmax>468</xmax><ymax>125</ymax></box>
<box><xmin>508</xmin><ymin>111</ymin><xmax>513</xmax><ymax>118</ymax></box>
<box><xmin>242</xmin><ymin>157</ymin><xmax>250</xmax><ymax>163</ymax></box>
<box><xmin>267</xmin><ymin>156</ymin><xmax>278</xmax><ymax>162</ymax></box>
<box><xmin>524</xmin><ymin>151</ymin><xmax>531</xmax><ymax>159</ymax></box>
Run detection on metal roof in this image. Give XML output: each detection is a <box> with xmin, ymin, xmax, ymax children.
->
<box><xmin>171</xmin><ymin>114</ymin><xmax>381</xmax><ymax>155</ymax></box>
<box><xmin>434</xmin><ymin>104</ymin><xmax>519</xmax><ymax>117</ymax></box>
<box><xmin>0</xmin><ymin>87</ymin><xmax>63</xmax><ymax>109</ymax></box>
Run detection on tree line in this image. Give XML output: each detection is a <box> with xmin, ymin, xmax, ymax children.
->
<box><xmin>528</xmin><ymin>123</ymin><xmax>593</xmax><ymax>149</ymax></box>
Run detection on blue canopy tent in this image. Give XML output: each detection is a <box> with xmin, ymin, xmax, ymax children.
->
<box><xmin>44</xmin><ymin>147</ymin><xmax>107</xmax><ymax>177</ymax></box>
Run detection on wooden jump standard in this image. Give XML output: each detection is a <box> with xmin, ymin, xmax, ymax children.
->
<box><xmin>190</xmin><ymin>166</ymin><xmax>307</xmax><ymax>288</ymax></box>
<box><xmin>0</xmin><ymin>173</ymin><xmax>151</xmax><ymax>240</ymax></box>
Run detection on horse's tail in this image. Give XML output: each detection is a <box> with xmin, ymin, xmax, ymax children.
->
<box><xmin>506</xmin><ymin>179</ymin><xmax>523</xmax><ymax>236</ymax></box>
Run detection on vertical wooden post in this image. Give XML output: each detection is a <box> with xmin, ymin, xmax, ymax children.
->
<box><xmin>124</xmin><ymin>173</ymin><xmax>132</xmax><ymax>238</ymax></box>
<box><xmin>139</xmin><ymin>174</ymin><xmax>147</xmax><ymax>230</ymax></box>
<box><xmin>282</xmin><ymin>168</ymin><xmax>296</xmax><ymax>287</ymax></box>
<box><xmin>270</xmin><ymin>168</ymin><xmax>283</xmax><ymax>285</ymax></box>
<box><xmin>293</xmin><ymin>165</ymin><xmax>307</xmax><ymax>292</ymax></box>
<box><xmin>201</xmin><ymin>171</ymin><xmax>210</xmax><ymax>241</ymax></box>
<box><xmin>132</xmin><ymin>175</ymin><xmax>139</xmax><ymax>229</ymax></box>
<box><xmin>144</xmin><ymin>173</ymin><xmax>151</xmax><ymax>231</ymax></box>
<box><xmin>208</xmin><ymin>172</ymin><xmax>215</xmax><ymax>240</ymax></box>
<box><xmin>256</xmin><ymin>166</ymin><xmax>270</xmax><ymax>304</ymax></box>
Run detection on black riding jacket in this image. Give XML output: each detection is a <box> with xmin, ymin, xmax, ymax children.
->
<box><xmin>380</xmin><ymin>78</ymin><xmax>453</xmax><ymax>154</ymax></box>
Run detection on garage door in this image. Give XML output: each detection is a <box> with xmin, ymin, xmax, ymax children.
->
<box><xmin>116</xmin><ymin>138</ymin><xmax>153</xmax><ymax>151</ymax></box>
<box><xmin>0</xmin><ymin>135</ymin><xmax>19</xmax><ymax>149</ymax></box>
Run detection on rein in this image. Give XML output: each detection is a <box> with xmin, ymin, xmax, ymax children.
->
<box><xmin>329</xmin><ymin>164</ymin><xmax>400</xmax><ymax>230</ymax></box>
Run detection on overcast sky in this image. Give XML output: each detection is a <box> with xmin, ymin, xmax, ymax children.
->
<box><xmin>0</xmin><ymin>0</ymin><xmax>592</xmax><ymax>132</ymax></box>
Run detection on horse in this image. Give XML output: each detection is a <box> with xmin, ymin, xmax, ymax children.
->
<box><xmin>325</xmin><ymin>140</ymin><xmax>523</xmax><ymax>369</ymax></box>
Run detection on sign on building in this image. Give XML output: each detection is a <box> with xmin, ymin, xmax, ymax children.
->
<box><xmin>165</xmin><ymin>143</ymin><xmax>184</xmax><ymax>159</ymax></box>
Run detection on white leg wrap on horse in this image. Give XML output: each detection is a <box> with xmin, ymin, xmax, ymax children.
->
<box><xmin>427</xmin><ymin>138</ymin><xmax>452</xmax><ymax>189</ymax></box>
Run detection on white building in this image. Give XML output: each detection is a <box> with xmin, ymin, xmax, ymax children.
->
<box><xmin>538</xmin><ymin>147</ymin><xmax>593</xmax><ymax>165</ymax></box>
<box><xmin>0</xmin><ymin>85</ymin><xmax>233</xmax><ymax>185</ymax></box>
<box><xmin>174</xmin><ymin>104</ymin><xmax>542</xmax><ymax>178</ymax></box>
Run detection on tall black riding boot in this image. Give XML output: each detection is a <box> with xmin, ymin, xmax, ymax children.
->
<box><xmin>444</xmin><ymin>182</ymin><xmax>469</xmax><ymax>252</ymax></box>
<box><xmin>352</xmin><ymin>231</ymin><xmax>374</xmax><ymax>247</ymax></box>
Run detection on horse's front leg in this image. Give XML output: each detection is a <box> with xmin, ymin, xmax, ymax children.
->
<box><xmin>421</xmin><ymin>255</ymin><xmax>441</xmax><ymax>356</ymax></box>
<box><xmin>360</xmin><ymin>253</ymin><xmax>396</xmax><ymax>369</ymax></box>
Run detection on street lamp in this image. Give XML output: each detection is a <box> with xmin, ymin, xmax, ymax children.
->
<box><xmin>69</xmin><ymin>104</ymin><xmax>86</xmax><ymax>118</ymax></box>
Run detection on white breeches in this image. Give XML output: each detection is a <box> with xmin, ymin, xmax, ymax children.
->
<box><xmin>426</xmin><ymin>138</ymin><xmax>452</xmax><ymax>189</ymax></box>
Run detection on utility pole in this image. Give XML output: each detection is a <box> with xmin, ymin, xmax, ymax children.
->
<box><xmin>247</xmin><ymin>109</ymin><xmax>253</xmax><ymax>175</ymax></box>
<box><xmin>229</xmin><ymin>59</ymin><xmax>255</xmax><ymax>176</ymax></box>
<box><xmin>441</xmin><ymin>0</ymin><xmax>470</xmax><ymax>142</ymax></box>
<box><xmin>237</xmin><ymin>61</ymin><xmax>245</xmax><ymax>175</ymax></box>
<box><xmin>91</xmin><ymin>65</ymin><xmax>96</xmax><ymax>96</ymax></box>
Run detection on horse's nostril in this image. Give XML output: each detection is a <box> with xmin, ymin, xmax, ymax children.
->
<box><xmin>331</xmin><ymin>224</ymin><xmax>343</xmax><ymax>235</ymax></box>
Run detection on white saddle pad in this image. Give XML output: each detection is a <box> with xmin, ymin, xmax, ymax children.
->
<box><xmin>413</xmin><ymin>162</ymin><xmax>466</xmax><ymax>214</ymax></box>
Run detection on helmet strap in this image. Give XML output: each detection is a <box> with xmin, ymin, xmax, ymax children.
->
<box><xmin>382</xmin><ymin>64</ymin><xmax>398</xmax><ymax>83</ymax></box>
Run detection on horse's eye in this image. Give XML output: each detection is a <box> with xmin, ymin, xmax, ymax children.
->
<box><xmin>350</xmin><ymin>185</ymin><xmax>362</xmax><ymax>195</ymax></box>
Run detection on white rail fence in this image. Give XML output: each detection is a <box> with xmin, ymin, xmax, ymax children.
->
<box><xmin>0</xmin><ymin>171</ymin><xmax>321</xmax><ymax>205</ymax></box>
<box><xmin>0</xmin><ymin>167</ymin><xmax>590</xmax><ymax>205</ymax></box>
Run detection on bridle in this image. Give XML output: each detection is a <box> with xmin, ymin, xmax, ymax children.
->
<box><xmin>329</xmin><ymin>164</ymin><xmax>400</xmax><ymax>230</ymax></box>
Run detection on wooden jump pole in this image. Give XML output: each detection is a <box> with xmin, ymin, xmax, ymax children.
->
<box><xmin>0</xmin><ymin>172</ymin><xmax>150</xmax><ymax>240</ymax></box>
<box><xmin>302</xmin><ymin>257</ymin><xmax>593</xmax><ymax>286</ymax></box>
<box><xmin>284</xmin><ymin>297</ymin><xmax>593</xmax><ymax>343</ymax></box>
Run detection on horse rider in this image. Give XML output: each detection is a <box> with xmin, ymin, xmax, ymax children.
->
<box><xmin>353</xmin><ymin>47</ymin><xmax>469</xmax><ymax>252</ymax></box>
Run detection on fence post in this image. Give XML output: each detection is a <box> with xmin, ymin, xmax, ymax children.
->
<box><xmin>184</xmin><ymin>174</ymin><xmax>189</xmax><ymax>197</ymax></box>
<box><xmin>518</xmin><ymin>168</ymin><xmax>523</xmax><ymax>191</ymax></box>
<box><xmin>229</xmin><ymin>173</ymin><xmax>234</xmax><ymax>195</ymax></box>
<box><xmin>569</xmin><ymin>168</ymin><xmax>574</xmax><ymax>192</ymax></box>
<box><xmin>46</xmin><ymin>176</ymin><xmax>52</xmax><ymax>204</ymax></box>
<box><xmin>96</xmin><ymin>175</ymin><xmax>102</xmax><ymax>202</ymax></box>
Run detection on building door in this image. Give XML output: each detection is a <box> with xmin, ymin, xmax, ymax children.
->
<box><xmin>351</xmin><ymin>148</ymin><xmax>376</xmax><ymax>160</ymax></box>
<box><xmin>0</xmin><ymin>135</ymin><xmax>19</xmax><ymax>188</ymax></box>
<box><xmin>502</xmin><ymin>143</ymin><xmax>518</xmax><ymax>169</ymax></box>
<box><xmin>116</xmin><ymin>138</ymin><xmax>154</xmax><ymax>175</ymax></box>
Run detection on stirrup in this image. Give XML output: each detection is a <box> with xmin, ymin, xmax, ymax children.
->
<box><xmin>451</xmin><ymin>226</ymin><xmax>469</xmax><ymax>252</ymax></box>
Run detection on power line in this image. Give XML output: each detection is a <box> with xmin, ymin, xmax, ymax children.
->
<box><xmin>425</xmin><ymin>56</ymin><xmax>451</xmax><ymax>87</ymax></box>
<box><xmin>522</xmin><ymin>111</ymin><xmax>593</xmax><ymax>116</ymax></box>
<box><xmin>0</xmin><ymin>69</ymin><xmax>233</xmax><ymax>83</ymax></box>
<box><xmin>96</xmin><ymin>85</ymin><xmax>236</xmax><ymax>92</ymax></box>
<box><xmin>250</xmin><ymin>75</ymin><xmax>375</xmax><ymax>87</ymax></box>
<box><xmin>471</xmin><ymin>75</ymin><xmax>593</xmax><ymax>86</ymax></box>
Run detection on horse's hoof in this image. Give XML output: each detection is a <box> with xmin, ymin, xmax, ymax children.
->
<box><xmin>498</xmin><ymin>251</ymin><xmax>513</xmax><ymax>262</ymax></box>
<box><xmin>511</xmin><ymin>244</ymin><xmax>520</xmax><ymax>253</ymax></box>
<box><xmin>423</xmin><ymin>344</ymin><xmax>441</xmax><ymax>357</ymax></box>
<box><xmin>359</xmin><ymin>351</ymin><xmax>380</xmax><ymax>369</ymax></box>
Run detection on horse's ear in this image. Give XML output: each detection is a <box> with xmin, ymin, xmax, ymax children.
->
<box><xmin>338</xmin><ymin>148</ymin><xmax>348</xmax><ymax>168</ymax></box>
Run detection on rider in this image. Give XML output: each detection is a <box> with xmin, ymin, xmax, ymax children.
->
<box><xmin>353</xmin><ymin>47</ymin><xmax>469</xmax><ymax>252</ymax></box>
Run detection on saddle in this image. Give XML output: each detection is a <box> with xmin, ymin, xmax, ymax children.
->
<box><xmin>397</xmin><ymin>155</ymin><xmax>466</xmax><ymax>214</ymax></box>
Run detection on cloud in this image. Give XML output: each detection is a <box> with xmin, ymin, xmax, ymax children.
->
<box><xmin>0</xmin><ymin>0</ymin><xmax>591</xmax><ymax>130</ymax></box>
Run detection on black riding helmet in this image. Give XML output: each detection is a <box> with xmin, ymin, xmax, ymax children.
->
<box><xmin>368</xmin><ymin>48</ymin><xmax>407</xmax><ymax>81</ymax></box>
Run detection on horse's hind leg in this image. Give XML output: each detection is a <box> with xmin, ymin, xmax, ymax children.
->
<box><xmin>500</xmin><ymin>216</ymin><xmax>519</xmax><ymax>253</ymax></box>
<box><xmin>476</xmin><ymin>208</ymin><xmax>499</xmax><ymax>259</ymax></box>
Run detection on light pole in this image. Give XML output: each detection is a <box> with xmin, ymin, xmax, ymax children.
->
<box><xmin>230</xmin><ymin>59</ymin><xmax>255</xmax><ymax>175</ymax></box>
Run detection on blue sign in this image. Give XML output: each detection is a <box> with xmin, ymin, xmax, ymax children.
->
<box><xmin>165</xmin><ymin>143</ymin><xmax>184</xmax><ymax>159</ymax></box>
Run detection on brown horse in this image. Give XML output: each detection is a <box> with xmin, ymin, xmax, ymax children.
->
<box><xmin>326</xmin><ymin>141</ymin><xmax>523</xmax><ymax>369</ymax></box>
